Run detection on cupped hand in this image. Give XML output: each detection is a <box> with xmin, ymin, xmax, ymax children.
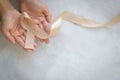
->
<box><xmin>1</xmin><ymin>10</ymin><xmax>37</xmax><ymax>51</ymax></box>
<box><xmin>21</xmin><ymin>0</ymin><xmax>52</xmax><ymax>44</ymax></box>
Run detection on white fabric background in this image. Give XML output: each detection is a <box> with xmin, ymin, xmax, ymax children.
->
<box><xmin>0</xmin><ymin>0</ymin><xmax>120</xmax><ymax>80</ymax></box>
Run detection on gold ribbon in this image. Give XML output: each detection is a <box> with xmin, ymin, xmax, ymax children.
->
<box><xmin>20</xmin><ymin>11</ymin><xmax>120</xmax><ymax>49</ymax></box>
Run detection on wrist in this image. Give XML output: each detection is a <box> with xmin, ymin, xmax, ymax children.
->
<box><xmin>1</xmin><ymin>8</ymin><xmax>15</xmax><ymax>16</ymax></box>
<box><xmin>0</xmin><ymin>0</ymin><xmax>15</xmax><ymax>16</ymax></box>
<box><xmin>1</xmin><ymin>9</ymin><xmax>16</xmax><ymax>17</ymax></box>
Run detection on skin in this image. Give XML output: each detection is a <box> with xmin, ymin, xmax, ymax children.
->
<box><xmin>20</xmin><ymin>0</ymin><xmax>52</xmax><ymax>44</ymax></box>
<box><xmin>0</xmin><ymin>0</ymin><xmax>51</xmax><ymax>51</ymax></box>
<box><xmin>0</xmin><ymin>0</ymin><xmax>34</xmax><ymax>51</ymax></box>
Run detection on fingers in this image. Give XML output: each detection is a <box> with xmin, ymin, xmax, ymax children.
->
<box><xmin>44</xmin><ymin>39</ymin><xmax>49</xmax><ymax>44</ymax></box>
<box><xmin>38</xmin><ymin>12</ymin><xmax>51</xmax><ymax>44</ymax></box>
<box><xmin>2</xmin><ymin>30</ymin><xmax>16</xmax><ymax>44</ymax></box>
<box><xmin>34</xmin><ymin>42</ymin><xmax>37</xmax><ymax>49</ymax></box>
<box><xmin>37</xmin><ymin>21</ymin><xmax>50</xmax><ymax>44</ymax></box>
<box><xmin>38</xmin><ymin>17</ymin><xmax>51</xmax><ymax>34</ymax></box>
<box><xmin>43</xmin><ymin>9</ymin><xmax>52</xmax><ymax>23</ymax></box>
<box><xmin>19</xmin><ymin>27</ymin><xmax>25</xmax><ymax>35</ymax></box>
<box><xmin>12</xmin><ymin>29</ymin><xmax>25</xmax><ymax>49</ymax></box>
<box><xmin>34</xmin><ymin>19</ymin><xmax>40</xmax><ymax>24</ymax></box>
<box><xmin>43</xmin><ymin>21</ymin><xmax>50</xmax><ymax>34</ymax></box>
<box><xmin>37</xmin><ymin>23</ymin><xmax>46</xmax><ymax>43</ymax></box>
<box><xmin>39</xmin><ymin>16</ymin><xmax>45</xmax><ymax>22</ymax></box>
<box><xmin>39</xmin><ymin>38</ymin><xmax>49</xmax><ymax>44</ymax></box>
<box><xmin>12</xmin><ymin>26</ymin><xmax>37</xmax><ymax>51</ymax></box>
<box><xmin>14</xmin><ymin>33</ymin><xmax>37</xmax><ymax>51</ymax></box>
<box><xmin>15</xmin><ymin>35</ymin><xmax>25</xmax><ymax>48</ymax></box>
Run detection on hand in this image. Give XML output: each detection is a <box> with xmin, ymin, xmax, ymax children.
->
<box><xmin>20</xmin><ymin>0</ymin><xmax>52</xmax><ymax>44</ymax></box>
<box><xmin>1</xmin><ymin>10</ymin><xmax>37</xmax><ymax>50</ymax></box>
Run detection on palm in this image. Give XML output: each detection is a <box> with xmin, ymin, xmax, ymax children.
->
<box><xmin>1</xmin><ymin>10</ymin><xmax>36</xmax><ymax>50</ymax></box>
<box><xmin>21</xmin><ymin>1</ymin><xmax>51</xmax><ymax>44</ymax></box>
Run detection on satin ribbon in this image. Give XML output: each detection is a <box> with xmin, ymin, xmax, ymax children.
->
<box><xmin>20</xmin><ymin>11</ymin><xmax>120</xmax><ymax>49</ymax></box>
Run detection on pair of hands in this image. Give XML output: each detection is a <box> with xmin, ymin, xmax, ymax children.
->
<box><xmin>1</xmin><ymin>3</ymin><xmax>51</xmax><ymax>51</ymax></box>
